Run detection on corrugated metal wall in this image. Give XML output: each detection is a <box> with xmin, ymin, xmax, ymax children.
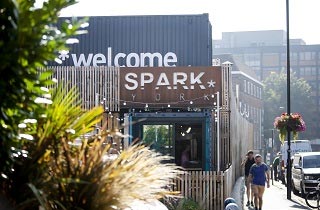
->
<box><xmin>57</xmin><ymin>14</ymin><xmax>212</xmax><ymax>67</ymax></box>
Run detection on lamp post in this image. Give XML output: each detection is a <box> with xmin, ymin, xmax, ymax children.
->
<box><xmin>286</xmin><ymin>0</ymin><xmax>292</xmax><ymax>200</ymax></box>
<box><xmin>216</xmin><ymin>91</ymin><xmax>220</xmax><ymax>172</ymax></box>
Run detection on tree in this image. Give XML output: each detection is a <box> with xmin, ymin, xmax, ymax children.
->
<box><xmin>0</xmin><ymin>0</ymin><xmax>82</xmax><ymax>182</ymax></box>
<box><xmin>263</xmin><ymin>71</ymin><xmax>317</xmax><ymax>146</ymax></box>
<box><xmin>0</xmin><ymin>1</ymin><xmax>181</xmax><ymax>209</ymax></box>
<box><xmin>0</xmin><ymin>0</ymin><xmax>83</xmax><ymax>206</ymax></box>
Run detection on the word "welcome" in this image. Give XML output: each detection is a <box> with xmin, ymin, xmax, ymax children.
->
<box><xmin>71</xmin><ymin>47</ymin><xmax>178</xmax><ymax>67</ymax></box>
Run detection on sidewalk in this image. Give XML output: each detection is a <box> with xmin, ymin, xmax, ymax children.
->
<box><xmin>243</xmin><ymin>180</ymin><xmax>311</xmax><ymax>210</ymax></box>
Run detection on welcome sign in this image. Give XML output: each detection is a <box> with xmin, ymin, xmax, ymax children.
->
<box><xmin>120</xmin><ymin>66</ymin><xmax>222</xmax><ymax>108</ymax></box>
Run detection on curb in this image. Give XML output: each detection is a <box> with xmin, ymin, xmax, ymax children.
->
<box><xmin>231</xmin><ymin>176</ymin><xmax>245</xmax><ymax>210</ymax></box>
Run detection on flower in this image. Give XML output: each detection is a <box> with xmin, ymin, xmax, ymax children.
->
<box><xmin>274</xmin><ymin>113</ymin><xmax>306</xmax><ymax>143</ymax></box>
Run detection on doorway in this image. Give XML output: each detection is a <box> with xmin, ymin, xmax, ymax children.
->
<box><xmin>129</xmin><ymin>112</ymin><xmax>211</xmax><ymax>170</ymax></box>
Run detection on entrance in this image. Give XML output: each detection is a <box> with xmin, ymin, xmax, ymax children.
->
<box><xmin>128</xmin><ymin>111</ymin><xmax>212</xmax><ymax>170</ymax></box>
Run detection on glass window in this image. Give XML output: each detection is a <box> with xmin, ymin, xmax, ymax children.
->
<box><xmin>262</xmin><ymin>53</ymin><xmax>279</xmax><ymax>66</ymax></box>
<box><xmin>300</xmin><ymin>52</ymin><xmax>316</xmax><ymax>61</ymax></box>
<box><xmin>142</xmin><ymin>123</ymin><xmax>203</xmax><ymax>169</ymax></box>
<box><xmin>302</xmin><ymin>67</ymin><xmax>317</xmax><ymax>76</ymax></box>
<box><xmin>303</xmin><ymin>155</ymin><xmax>320</xmax><ymax>168</ymax></box>
<box><xmin>244</xmin><ymin>80</ymin><xmax>247</xmax><ymax>93</ymax></box>
<box><xmin>258</xmin><ymin>87</ymin><xmax>262</xmax><ymax>99</ymax></box>
<box><xmin>251</xmin><ymin>83</ymin><xmax>254</xmax><ymax>96</ymax></box>
<box><xmin>244</xmin><ymin>53</ymin><xmax>260</xmax><ymax>66</ymax></box>
<box><xmin>143</xmin><ymin>125</ymin><xmax>172</xmax><ymax>156</ymax></box>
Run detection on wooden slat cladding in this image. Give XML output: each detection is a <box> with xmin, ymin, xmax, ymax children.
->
<box><xmin>47</xmin><ymin>66</ymin><xmax>120</xmax><ymax>112</ymax></box>
<box><xmin>220</xmin><ymin>63</ymin><xmax>232</xmax><ymax>170</ymax></box>
<box><xmin>173</xmin><ymin>169</ymin><xmax>233</xmax><ymax>210</ymax></box>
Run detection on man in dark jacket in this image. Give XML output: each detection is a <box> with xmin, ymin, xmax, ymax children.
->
<box><xmin>241</xmin><ymin>150</ymin><xmax>255</xmax><ymax>207</ymax></box>
<box><xmin>272</xmin><ymin>153</ymin><xmax>280</xmax><ymax>181</ymax></box>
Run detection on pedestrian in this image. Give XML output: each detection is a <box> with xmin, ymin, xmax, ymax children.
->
<box><xmin>248</xmin><ymin>154</ymin><xmax>270</xmax><ymax>210</ymax></box>
<box><xmin>181</xmin><ymin>145</ymin><xmax>190</xmax><ymax>168</ymax></box>
<box><xmin>241</xmin><ymin>150</ymin><xmax>255</xmax><ymax>207</ymax></box>
<box><xmin>272</xmin><ymin>152</ymin><xmax>280</xmax><ymax>181</ymax></box>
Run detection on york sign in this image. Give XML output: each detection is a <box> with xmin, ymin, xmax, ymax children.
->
<box><xmin>120</xmin><ymin>67</ymin><xmax>222</xmax><ymax>108</ymax></box>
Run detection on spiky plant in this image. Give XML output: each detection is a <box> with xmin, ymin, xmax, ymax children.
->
<box><xmin>1</xmin><ymin>0</ymin><xmax>181</xmax><ymax>208</ymax></box>
<box><xmin>12</xmin><ymin>83</ymin><xmax>103</xmax><ymax>209</ymax></box>
<box><xmin>16</xmin><ymin>83</ymin><xmax>181</xmax><ymax>210</ymax></box>
<box><xmin>44</xmin><ymin>137</ymin><xmax>181</xmax><ymax>210</ymax></box>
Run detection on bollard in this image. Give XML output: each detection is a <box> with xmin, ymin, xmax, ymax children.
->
<box><xmin>270</xmin><ymin>165</ymin><xmax>274</xmax><ymax>185</ymax></box>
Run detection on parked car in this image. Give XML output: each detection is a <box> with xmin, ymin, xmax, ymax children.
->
<box><xmin>291</xmin><ymin>152</ymin><xmax>320</xmax><ymax>197</ymax></box>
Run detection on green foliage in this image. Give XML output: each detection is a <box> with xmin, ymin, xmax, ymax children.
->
<box><xmin>8</xmin><ymin>83</ymin><xmax>104</xmax><ymax>209</ymax></box>
<box><xmin>143</xmin><ymin>125</ymin><xmax>171</xmax><ymax>154</ymax></box>
<box><xmin>0</xmin><ymin>0</ymin><xmax>80</xmax><ymax>141</ymax></box>
<box><xmin>0</xmin><ymin>0</ymin><xmax>87</xmax><ymax>207</ymax></box>
<box><xmin>263</xmin><ymin>71</ymin><xmax>317</xmax><ymax>141</ymax></box>
<box><xmin>0</xmin><ymin>1</ymin><xmax>182</xmax><ymax>209</ymax></box>
<box><xmin>163</xmin><ymin>197</ymin><xmax>204</xmax><ymax>210</ymax></box>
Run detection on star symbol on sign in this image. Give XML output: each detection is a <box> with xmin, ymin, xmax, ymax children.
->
<box><xmin>207</xmin><ymin>80</ymin><xmax>216</xmax><ymax>88</ymax></box>
<box><xmin>58</xmin><ymin>50</ymin><xmax>70</xmax><ymax>61</ymax></box>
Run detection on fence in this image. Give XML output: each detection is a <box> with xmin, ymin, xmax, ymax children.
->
<box><xmin>173</xmin><ymin>168</ymin><xmax>233</xmax><ymax>210</ymax></box>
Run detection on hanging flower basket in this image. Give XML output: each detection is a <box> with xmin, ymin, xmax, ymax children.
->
<box><xmin>274</xmin><ymin>113</ymin><xmax>306</xmax><ymax>143</ymax></box>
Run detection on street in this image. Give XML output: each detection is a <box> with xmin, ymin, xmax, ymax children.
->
<box><xmin>244</xmin><ymin>180</ymin><xmax>312</xmax><ymax>210</ymax></box>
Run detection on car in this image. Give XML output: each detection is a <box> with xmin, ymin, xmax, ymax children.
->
<box><xmin>291</xmin><ymin>152</ymin><xmax>320</xmax><ymax>197</ymax></box>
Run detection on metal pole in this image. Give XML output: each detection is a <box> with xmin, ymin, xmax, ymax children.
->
<box><xmin>271</xmin><ymin>130</ymin><xmax>274</xmax><ymax>185</ymax></box>
<box><xmin>286</xmin><ymin>0</ymin><xmax>292</xmax><ymax>200</ymax></box>
<box><xmin>217</xmin><ymin>91</ymin><xmax>220</xmax><ymax>172</ymax></box>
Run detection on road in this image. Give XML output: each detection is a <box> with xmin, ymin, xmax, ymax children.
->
<box><xmin>243</xmin><ymin>180</ymin><xmax>312</xmax><ymax>210</ymax></box>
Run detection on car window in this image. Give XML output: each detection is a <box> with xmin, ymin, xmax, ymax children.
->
<box><xmin>303</xmin><ymin>155</ymin><xmax>320</xmax><ymax>168</ymax></box>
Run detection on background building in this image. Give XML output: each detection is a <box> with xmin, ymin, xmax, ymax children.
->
<box><xmin>214</xmin><ymin>55</ymin><xmax>263</xmax><ymax>151</ymax></box>
<box><xmin>213</xmin><ymin>30</ymin><xmax>320</xmax><ymax>138</ymax></box>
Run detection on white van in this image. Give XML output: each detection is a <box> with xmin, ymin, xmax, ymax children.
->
<box><xmin>279</xmin><ymin>140</ymin><xmax>312</xmax><ymax>184</ymax></box>
<box><xmin>280</xmin><ymin>140</ymin><xmax>312</xmax><ymax>166</ymax></box>
<box><xmin>292</xmin><ymin>152</ymin><xmax>320</xmax><ymax>196</ymax></box>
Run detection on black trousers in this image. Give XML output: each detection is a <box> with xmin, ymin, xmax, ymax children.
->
<box><xmin>273</xmin><ymin>166</ymin><xmax>278</xmax><ymax>180</ymax></box>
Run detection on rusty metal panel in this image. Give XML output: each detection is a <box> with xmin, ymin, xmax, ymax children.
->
<box><xmin>120</xmin><ymin>66</ymin><xmax>221</xmax><ymax>108</ymax></box>
<box><xmin>56</xmin><ymin>14</ymin><xmax>212</xmax><ymax>67</ymax></box>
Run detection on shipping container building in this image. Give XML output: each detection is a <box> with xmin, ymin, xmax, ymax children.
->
<box><xmin>57</xmin><ymin>14</ymin><xmax>212</xmax><ymax>67</ymax></box>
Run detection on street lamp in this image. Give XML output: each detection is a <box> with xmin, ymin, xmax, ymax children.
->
<box><xmin>285</xmin><ymin>0</ymin><xmax>292</xmax><ymax>200</ymax></box>
<box><xmin>213</xmin><ymin>91</ymin><xmax>220</xmax><ymax>172</ymax></box>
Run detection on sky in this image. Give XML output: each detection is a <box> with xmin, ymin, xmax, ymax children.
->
<box><xmin>60</xmin><ymin>0</ymin><xmax>320</xmax><ymax>45</ymax></box>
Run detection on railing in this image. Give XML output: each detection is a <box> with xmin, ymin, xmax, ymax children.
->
<box><xmin>173</xmin><ymin>168</ymin><xmax>233</xmax><ymax>210</ymax></box>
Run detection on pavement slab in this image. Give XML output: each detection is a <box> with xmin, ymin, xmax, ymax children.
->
<box><xmin>243</xmin><ymin>180</ymin><xmax>312</xmax><ymax>210</ymax></box>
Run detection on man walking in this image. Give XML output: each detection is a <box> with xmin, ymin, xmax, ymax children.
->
<box><xmin>272</xmin><ymin>152</ymin><xmax>280</xmax><ymax>181</ymax></box>
<box><xmin>241</xmin><ymin>150</ymin><xmax>255</xmax><ymax>207</ymax></box>
<box><xmin>248</xmin><ymin>154</ymin><xmax>270</xmax><ymax>210</ymax></box>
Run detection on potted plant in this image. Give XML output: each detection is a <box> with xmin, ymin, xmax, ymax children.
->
<box><xmin>274</xmin><ymin>113</ymin><xmax>306</xmax><ymax>143</ymax></box>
